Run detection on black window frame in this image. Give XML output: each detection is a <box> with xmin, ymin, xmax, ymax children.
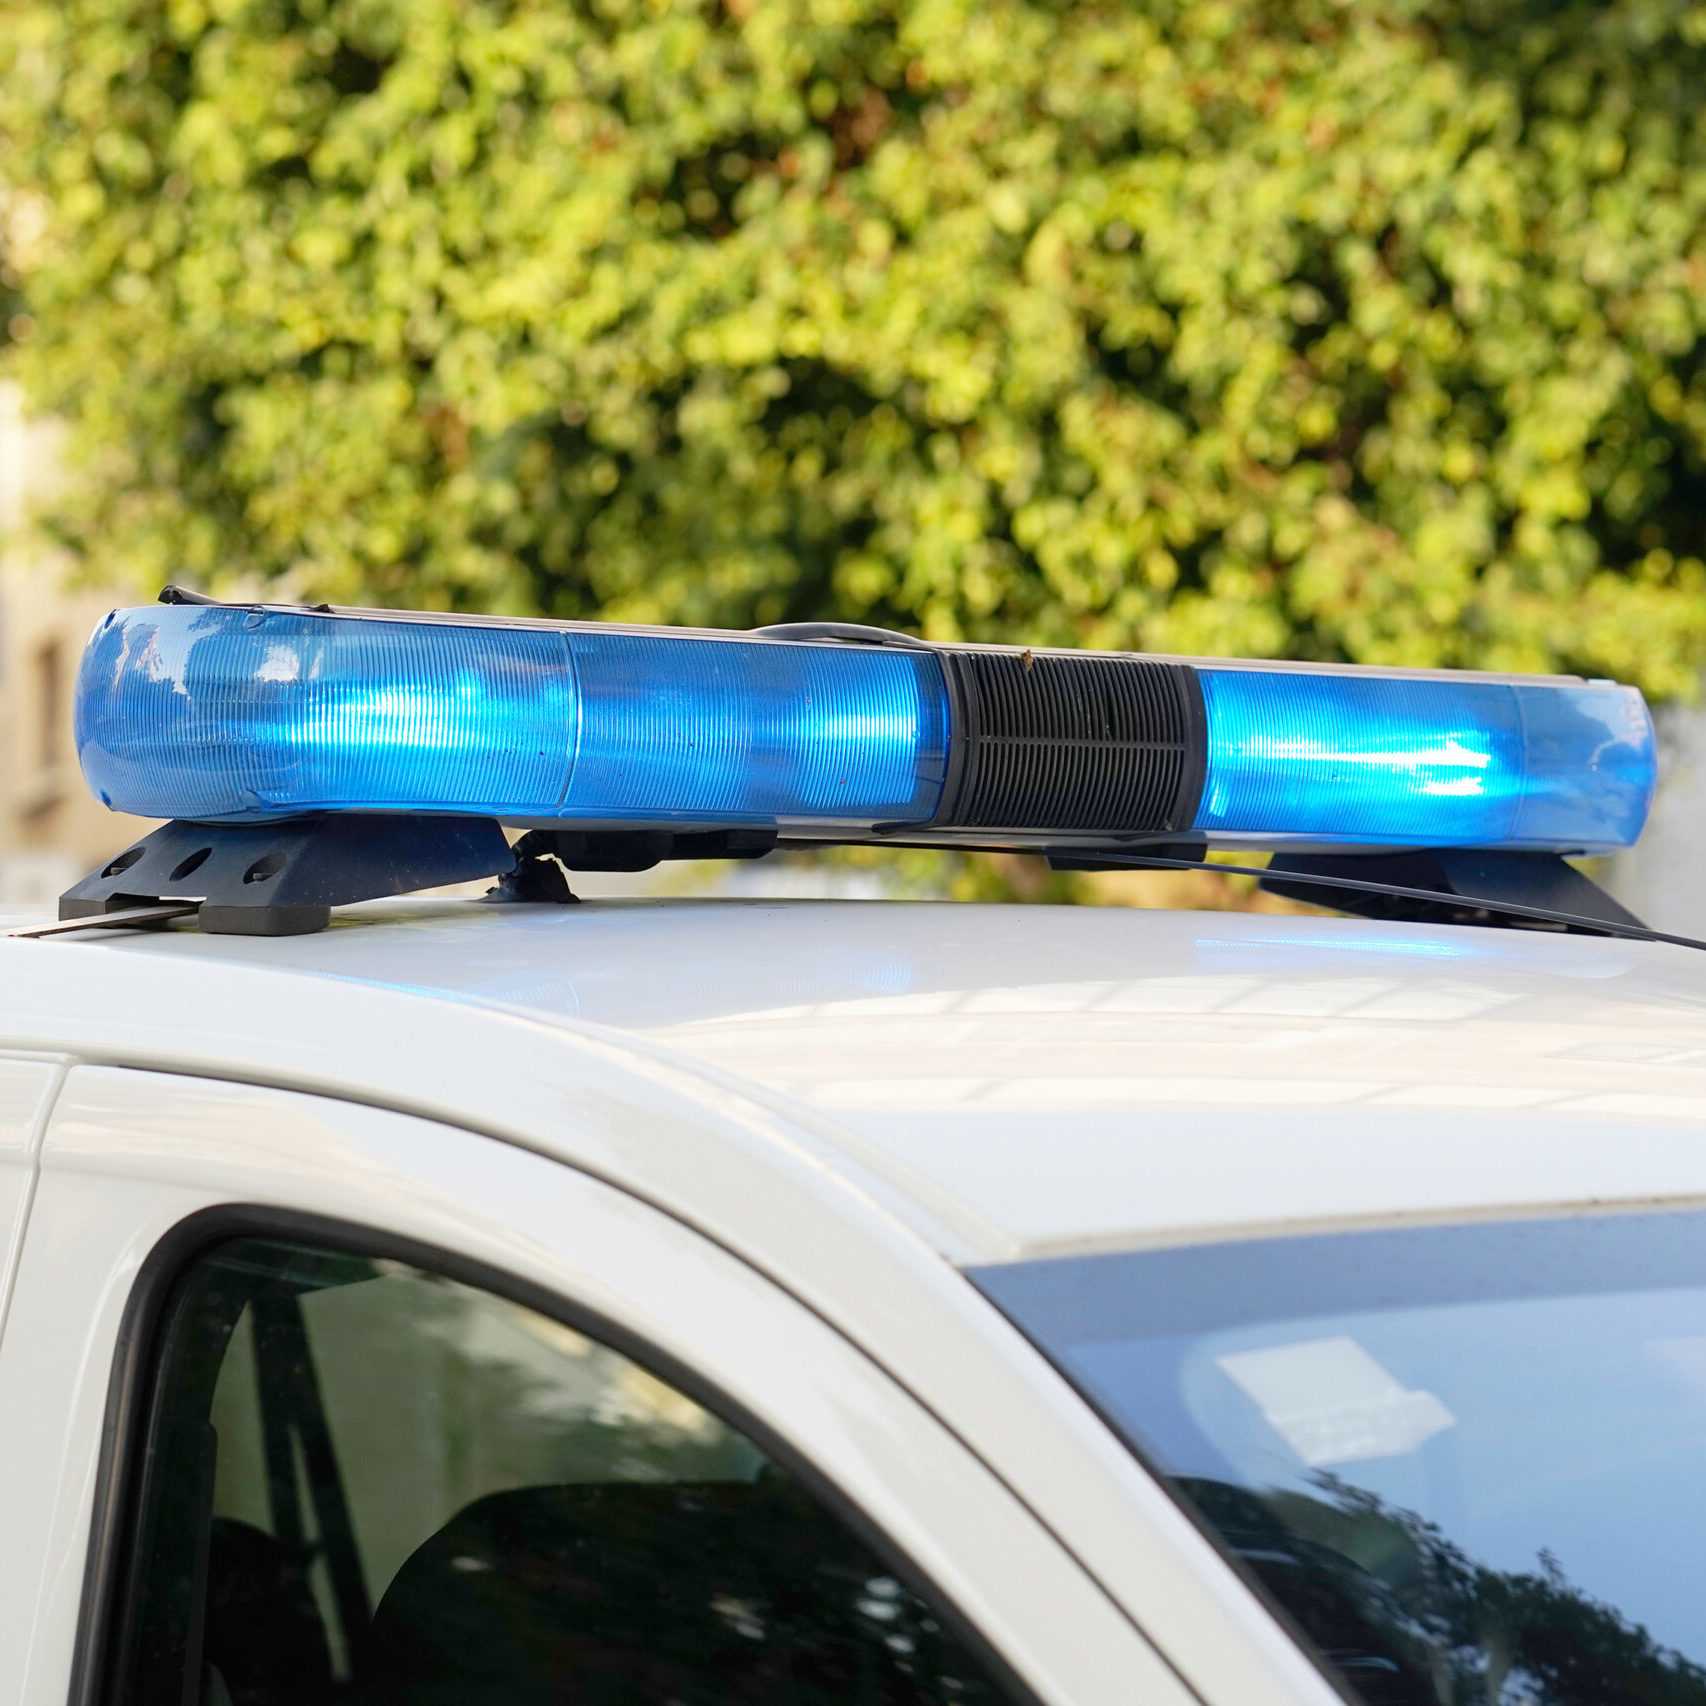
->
<box><xmin>70</xmin><ymin>1202</ymin><xmax>1044</xmax><ymax>1706</ymax></box>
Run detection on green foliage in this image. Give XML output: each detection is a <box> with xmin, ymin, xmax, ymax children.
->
<box><xmin>1193</xmin><ymin>1473</ymin><xmax>1706</xmax><ymax>1704</ymax></box>
<box><xmin>8</xmin><ymin>0</ymin><xmax>1706</xmax><ymax>695</ymax></box>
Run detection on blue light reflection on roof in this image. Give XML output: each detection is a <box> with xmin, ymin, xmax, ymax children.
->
<box><xmin>1190</xmin><ymin>933</ymin><xmax>1481</xmax><ymax>959</ymax></box>
<box><xmin>1186</xmin><ymin>929</ymin><xmax>1636</xmax><ymax>981</ymax></box>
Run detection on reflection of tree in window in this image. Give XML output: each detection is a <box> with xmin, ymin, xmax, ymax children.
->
<box><xmin>1184</xmin><ymin>1474</ymin><xmax>1706</xmax><ymax>1706</ymax></box>
<box><xmin>119</xmin><ymin>1239</ymin><xmax>1011</xmax><ymax>1706</ymax></box>
<box><xmin>291</xmin><ymin>1266</ymin><xmax>772</xmax><ymax>1592</ymax></box>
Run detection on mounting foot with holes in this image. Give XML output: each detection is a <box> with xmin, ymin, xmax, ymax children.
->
<box><xmin>60</xmin><ymin>814</ymin><xmax>517</xmax><ymax>936</ymax></box>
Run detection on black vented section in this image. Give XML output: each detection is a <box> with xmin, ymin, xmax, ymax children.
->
<box><xmin>936</xmin><ymin>651</ymin><xmax>1204</xmax><ymax>833</ymax></box>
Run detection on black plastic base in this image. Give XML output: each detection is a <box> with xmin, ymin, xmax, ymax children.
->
<box><xmin>1260</xmin><ymin>848</ymin><xmax>1644</xmax><ymax>933</ymax></box>
<box><xmin>61</xmin><ymin>815</ymin><xmax>516</xmax><ymax>936</ymax></box>
<box><xmin>1048</xmin><ymin>839</ymin><xmax>1209</xmax><ymax>871</ymax></box>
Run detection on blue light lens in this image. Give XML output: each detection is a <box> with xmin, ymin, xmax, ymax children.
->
<box><xmin>76</xmin><ymin>606</ymin><xmax>949</xmax><ymax>825</ymax></box>
<box><xmin>1194</xmin><ymin>667</ymin><xmax>1656</xmax><ymax>850</ymax></box>
<box><xmin>76</xmin><ymin>607</ymin><xmax>1657</xmax><ymax>853</ymax></box>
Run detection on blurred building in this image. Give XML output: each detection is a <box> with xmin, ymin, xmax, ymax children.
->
<box><xmin>1607</xmin><ymin>710</ymin><xmax>1706</xmax><ymax>940</ymax></box>
<box><xmin>0</xmin><ymin>382</ymin><xmax>154</xmax><ymax>903</ymax></box>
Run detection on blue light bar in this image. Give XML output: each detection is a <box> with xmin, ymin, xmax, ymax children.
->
<box><xmin>73</xmin><ymin>604</ymin><xmax>1657</xmax><ymax>855</ymax></box>
<box><xmin>75</xmin><ymin>606</ymin><xmax>949</xmax><ymax>825</ymax></box>
<box><xmin>1193</xmin><ymin>667</ymin><xmax>1655</xmax><ymax>851</ymax></box>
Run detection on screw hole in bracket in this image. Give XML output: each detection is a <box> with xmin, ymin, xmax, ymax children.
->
<box><xmin>243</xmin><ymin>851</ymin><xmax>288</xmax><ymax>885</ymax></box>
<box><xmin>101</xmin><ymin>847</ymin><xmax>146</xmax><ymax>879</ymax></box>
<box><xmin>169</xmin><ymin>847</ymin><xmax>212</xmax><ymax>883</ymax></box>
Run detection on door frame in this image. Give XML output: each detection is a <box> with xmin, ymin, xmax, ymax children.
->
<box><xmin>3</xmin><ymin>1065</ymin><xmax>1199</xmax><ymax>1706</ymax></box>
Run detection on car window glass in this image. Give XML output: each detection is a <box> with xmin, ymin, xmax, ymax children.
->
<box><xmin>975</xmin><ymin>1214</ymin><xmax>1706</xmax><ymax>1706</ymax></box>
<box><xmin>110</xmin><ymin>1235</ymin><xmax>1014</xmax><ymax>1706</ymax></box>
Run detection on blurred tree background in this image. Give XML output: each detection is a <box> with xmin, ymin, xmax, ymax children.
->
<box><xmin>5</xmin><ymin>0</ymin><xmax>1706</xmax><ymax>902</ymax></box>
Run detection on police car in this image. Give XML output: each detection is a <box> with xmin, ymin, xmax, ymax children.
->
<box><xmin>0</xmin><ymin>595</ymin><xmax>1698</xmax><ymax>1706</ymax></box>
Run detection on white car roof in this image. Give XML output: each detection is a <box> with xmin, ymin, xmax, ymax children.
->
<box><xmin>13</xmin><ymin>897</ymin><xmax>1706</xmax><ymax>1261</ymax></box>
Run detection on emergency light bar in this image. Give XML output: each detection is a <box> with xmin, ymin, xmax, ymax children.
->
<box><xmin>74</xmin><ymin>602</ymin><xmax>1655</xmax><ymax>855</ymax></box>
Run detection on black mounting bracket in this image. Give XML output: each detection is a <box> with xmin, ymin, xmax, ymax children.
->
<box><xmin>1045</xmin><ymin>842</ymin><xmax>1649</xmax><ymax>937</ymax></box>
<box><xmin>488</xmin><ymin>827</ymin><xmax>777</xmax><ymax>902</ymax></box>
<box><xmin>58</xmin><ymin>812</ymin><xmax>1650</xmax><ymax>943</ymax></box>
<box><xmin>1047</xmin><ymin>839</ymin><xmax>1209</xmax><ymax>871</ymax></box>
<box><xmin>1259</xmin><ymin>848</ymin><xmax>1644</xmax><ymax>933</ymax></box>
<box><xmin>60</xmin><ymin>815</ymin><xmax>517</xmax><ymax>936</ymax></box>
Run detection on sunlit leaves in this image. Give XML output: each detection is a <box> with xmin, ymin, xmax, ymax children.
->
<box><xmin>5</xmin><ymin>0</ymin><xmax>1706</xmax><ymax>693</ymax></box>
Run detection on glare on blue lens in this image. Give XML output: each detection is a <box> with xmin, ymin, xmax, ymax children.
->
<box><xmin>75</xmin><ymin>606</ymin><xmax>950</xmax><ymax>825</ymax></box>
<box><xmin>1194</xmin><ymin>667</ymin><xmax>1655</xmax><ymax>850</ymax></box>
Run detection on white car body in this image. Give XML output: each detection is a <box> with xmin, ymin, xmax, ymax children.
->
<box><xmin>3</xmin><ymin>894</ymin><xmax>1703</xmax><ymax>1704</ymax></box>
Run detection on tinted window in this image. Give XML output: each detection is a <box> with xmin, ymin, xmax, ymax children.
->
<box><xmin>110</xmin><ymin>1236</ymin><xmax>1012</xmax><ymax>1706</ymax></box>
<box><xmin>973</xmin><ymin>1213</ymin><xmax>1706</xmax><ymax>1706</ymax></box>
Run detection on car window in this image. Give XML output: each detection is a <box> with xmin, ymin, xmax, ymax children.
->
<box><xmin>974</xmin><ymin>1212</ymin><xmax>1706</xmax><ymax>1706</ymax></box>
<box><xmin>108</xmin><ymin>1234</ymin><xmax>1013</xmax><ymax>1706</ymax></box>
